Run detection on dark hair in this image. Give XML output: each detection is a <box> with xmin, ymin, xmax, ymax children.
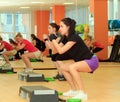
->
<box><xmin>49</xmin><ymin>23</ymin><xmax>60</xmax><ymax>32</ymax></box>
<box><xmin>0</xmin><ymin>36</ymin><xmax>3</xmax><ymax>41</ymax></box>
<box><xmin>9</xmin><ymin>38</ymin><xmax>17</xmax><ymax>45</ymax></box>
<box><xmin>61</xmin><ymin>17</ymin><xmax>76</xmax><ymax>38</ymax></box>
<box><xmin>31</xmin><ymin>34</ymin><xmax>36</xmax><ymax>39</ymax></box>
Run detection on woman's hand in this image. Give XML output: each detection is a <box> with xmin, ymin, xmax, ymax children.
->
<box><xmin>43</xmin><ymin>34</ymin><xmax>48</xmax><ymax>40</ymax></box>
<box><xmin>49</xmin><ymin>34</ymin><xmax>57</xmax><ymax>41</ymax></box>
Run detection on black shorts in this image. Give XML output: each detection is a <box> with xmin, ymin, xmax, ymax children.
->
<box><xmin>51</xmin><ymin>53</ymin><xmax>59</xmax><ymax>61</ymax></box>
<box><xmin>56</xmin><ymin>52</ymin><xmax>72</xmax><ymax>61</ymax></box>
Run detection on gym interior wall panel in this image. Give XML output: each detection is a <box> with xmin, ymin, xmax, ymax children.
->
<box><xmin>94</xmin><ymin>0</ymin><xmax>108</xmax><ymax>60</ymax></box>
<box><xmin>65</xmin><ymin>6</ymin><xmax>89</xmax><ymax>25</ymax></box>
<box><xmin>108</xmin><ymin>0</ymin><xmax>114</xmax><ymax>20</ymax></box>
<box><xmin>113</xmin><ymin>0</ymin><xmax>119</xmax><ymax>19</ymax></box>
<box><xmin>52</xmin><ymin>5</ymin><xmax>65</xmax><ymax>24</ymax></box>
<box><xmin>118</xmin><ymin>0</ymin><xmax>120</xmax><ymax>19</ymax></box>
<box><xmin>35</xmin><ymin>10</ymin><xmax>50</xmax><ymax>40</ymax></box>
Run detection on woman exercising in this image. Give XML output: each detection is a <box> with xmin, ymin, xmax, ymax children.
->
<box><xmin>50</xmin><ymin>18</ymin><xmax>99</xmax><ymax>100</ymax></box>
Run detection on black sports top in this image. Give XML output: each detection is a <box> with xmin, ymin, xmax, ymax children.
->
<box><xmin>62</xmin><ymin>34</ymin><xmax>93</xmax><ymax>62</ymax></box>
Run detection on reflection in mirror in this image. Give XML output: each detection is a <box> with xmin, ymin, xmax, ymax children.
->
<box><xmin>65</xmin><ymin>0</ymin><xmax>89</xmax><ymax>40</ymax></box>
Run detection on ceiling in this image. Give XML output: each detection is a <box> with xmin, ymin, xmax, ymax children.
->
<box><xmin>0</xmin><ymin>0</ymin><xmax>89</xmax><ymax>11</ymax></box>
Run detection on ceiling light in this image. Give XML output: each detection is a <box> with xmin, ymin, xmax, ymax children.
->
<box><xmin>0</xmin><ymin>2</ymin><xmax>8</xmax><ymax>3</ymax></box>
<box><xmin>63</xmin><ymin>2</ymin><xmax>74</xmax><ymax>5</ymax></box>
<box><xmin>31</xmin><ymin>2</ymin><xmax>45</xmax><ymax>4</ymax></box>
<box><xmin>20</xmin><ymin>7</ymin><xmax>30</xmax><ymax>9</ymax></box>
<box><xmin>50</xmin><ymin>7</ymin><xmax>52</xmax><ymax>10</ymax></box>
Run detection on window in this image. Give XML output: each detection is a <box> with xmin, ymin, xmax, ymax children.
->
<box><xmin>0</xmin><ymin>13</ymin><xmax>13</xmax><ymax>32</ymax></box>
<box><xmin>0</xmin><ymin>13</ymin><xmax>31</xmax><ymax>41</ymax></box>
<box><xmin>7</xmin><ymin>14</ymin><xmax>12</xmax><ymax>24</ymax></box>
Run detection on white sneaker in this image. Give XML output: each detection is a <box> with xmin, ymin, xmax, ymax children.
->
<box><xmin>24</xmin><ymin>68</ymin><xmax>33</xmax><ymax>73</ymax></box>
<box><xmin>63</xmin><ymin>90</ymin><xmax>79</xmax><ymax>96</ymax></box>
<box><xmin>0</xmin><ymin>63</ymin><xmax>11</xmax><ymax>69</ymax></box>
<box><xmin>72</xmin><ymin>91</ymin><xmax>88</xmax><ymax>101</ymax></box>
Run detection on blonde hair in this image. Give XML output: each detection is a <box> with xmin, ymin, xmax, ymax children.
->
<box><xmin>15</xmin><ymin>32</ymin><xmax>23</xmax><ymax>38</ymax></box>
<box><xmin>86</xmin><ymin>35</ymin><xmax>93</xmax><ymax>41</ymax></box>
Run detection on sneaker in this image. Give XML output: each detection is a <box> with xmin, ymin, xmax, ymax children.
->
<box><xmin>58</xmin><ymin>75</ymin><xmax>66</xmax><ymax>81</ymax></box>
<box><xmin>72</xmin><ymin>91</ymin><xmax>88</xmax><ymax>101</ymax></box>
<box><xmin>53</xmin><ymin>73</ymin><xmax>60</xmax><ymax>79</ymax></box>
<box><xmin>24</xmin><ymin>68</ymin><xmax>33</xmax><ymax>73</ymax></box>
<box><xmin>63</xmin><ymin>90</ymin><xmax>79</xmax><ymax>97</ymax></box>
<box><xmin>0</xmin><ymin>63</ymin><xmax>11</xmax><ymax>69</ymax></box>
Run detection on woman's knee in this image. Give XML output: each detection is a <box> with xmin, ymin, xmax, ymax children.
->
<box><xmin>2</xmin><ymin>52</ymin><xmax>7</xmax><ymax>56</ymax></box>
<box><xmin>21</xmin><ymin>54</ymin><xmax>26</xmax><ymax>59</ymax></box>
<box><xmin>60</xmin><ymin>65</ymin><xmax>64</xmax><ymax>71</ymax></box>
<box><xmin>68</xmin><ymin>65</ymin><xmax>77</xmax><ymax>73</ymax></box>
<box><xmin>60</xmin><ymin>64</ymin><xmax>68</xmax><ymax>72</ymax></box>
<box><xmin>61</xmin><ymin>65</ymin><xmax>73</xmax><ymax>73</ymax></box>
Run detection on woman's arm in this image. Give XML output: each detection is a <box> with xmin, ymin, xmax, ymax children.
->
<box><xmin>32</xmin><ymin>40</ymin><xmax>36</xmax><ymax>46</ymax></box>
<box><xmin>43</xmin><ymin>34</ymin><xmax>51</xmax><ymax>49</ymax></box>
<box><xmin>0</xmin><ymin>44</ymin><xmax>4</xmax><ymax>50</ymax></box>
<box><xmin>15</xmin><ymin>43</ymin><xmax>25</xmax><ymax>51</ymax></box>
<box><xmin>52</xmin><ymin>39</ymin><xmax>75</xmax><ymax>54</ymax></box>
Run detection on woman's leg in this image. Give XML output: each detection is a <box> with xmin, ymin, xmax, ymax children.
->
<box><xmin>68</xmin><ymin>61</ymin><xmax>92</xmax><ymax>92</ymax></box>
<box><xmin>21</xmin><ymin>52</ymin><xmax>36</xmax><ymax>68</ymax></box>
<box><xmin>54</xmin><ymin>61</ymin><xmax>62</xmax><ymax>75</ymax></box>
<box><xmin>65</xmin><ymin>61</ymin><xmax>92</xmax><ymax>100</ymax></box>
<box><xmin>59</xmin><ymin>61</ymin><xmax>77</xmax><ymax>90</ymax></box>
<box><xmin>2</xmin><ymin>51</ymin><xmax>16</xmax><ymax>63</ymax></box>
<box><xmin>53</xmin><ymin>61</ymin><xmax>66</xmax><ymax>81</ymax></box>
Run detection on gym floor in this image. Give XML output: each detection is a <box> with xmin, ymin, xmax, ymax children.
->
<box><xmin>0</xmin><ymin>57</ymin><xmax>120</xmax><ymax>102</ymax></box>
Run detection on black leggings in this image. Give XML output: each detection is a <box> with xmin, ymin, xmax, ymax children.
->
<box><xmin>15</xmin><ymin>49</ymin><xmax>26</xmax><ymax>59</ymax></box>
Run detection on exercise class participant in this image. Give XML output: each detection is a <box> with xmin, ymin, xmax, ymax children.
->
<box><xmin>0</xmin><ymin>36</ymin><xmax>17</xmax><ymax>68</ymax></box>
<box><xmin>31</xmin><ymin>34</ymin><xmax>46</xmax><ymax>52</ymax></box>
<box><xmin>84</xmin><ymin>35</ymin><xmax>104</xmax><ymax>53</ymax></box>
<box><xmin>43</xmin><ymin>23</ymin><xmax>67</xmax><ymax>81</ymax></box>
<box><xmin>9</xmin><ymin>38</ymin><xmax>25</xmax><ymax>60</ymax></box>
<box><xmin>49</xmin><ymin>18</ymin><xmax>99</xmax><ymax>100</ymax></box>
<box><xmin>15</xmin><ymin>32</ymin><xmax>41</xmax><ymax>72</ymax></box>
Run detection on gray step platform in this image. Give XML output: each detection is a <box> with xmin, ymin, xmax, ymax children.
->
<box><xmin>18</xmin><ymin>71</ymin><xmax>45</xmax><ymax>82</ymax></box>
<box><xmin>19</xmin><ymin>86</ymin><xmax>59</xmax><ymax>102</ymax></box>
<box><xmin>0</xmin><ymin>68</ymin><xmax>16</xmax><ymax>73</ymax></box>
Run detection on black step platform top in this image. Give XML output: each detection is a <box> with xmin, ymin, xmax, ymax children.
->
<box><xmin>20</xmin><ymin>86</ymin><xmax>57</xmax><ymax>95</ymax></box>
<box><xmin>0</xmin><ymin>68</ymin><xmax>16</xmax><ymax>73</ymax></box>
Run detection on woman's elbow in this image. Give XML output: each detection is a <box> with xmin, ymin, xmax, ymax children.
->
<box><xmin>58</xmin><ymin>50</ymin><xmax>64</xmax><ymax>54</ymax></box>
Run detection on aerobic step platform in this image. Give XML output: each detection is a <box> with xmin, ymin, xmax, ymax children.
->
<box><xmin>19</xmin><ymin>86</ymin><xmax>59</xmax><ymax>102</ymax></box>
<box><xmin>67</xmin><ymin>99</ymin><xmax>81</xmax><ymax>102</ymax></box>
<box><xmin>0</xmin><ymin>68</ymin><xmax>16</xmax><ymax>73</ymax></box>
<box><xmin>18</xmin><ymin>71</ymin><xmax>45</xmax><ymax>82</ymax></box>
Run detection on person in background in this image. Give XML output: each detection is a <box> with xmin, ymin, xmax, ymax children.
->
<box><xmin>0</xmin><ymin>48</ymin><xmax>4</xmax><ymax>54</ymax></box>
<box><xmin>9</xmin><ymin>38</ymin><xmax>25</xmax><ymax>60</ymax></box>
<box><xmin>44</xmin><ymin>23</ymin><xmax>62</xmax><ymax>57</ymax></box>
<box><xmin>50</xmin><ymin>18</ymin><xmax>99</xmax><ymax>100</ymax></box>
<box><xmin>31</xmin><ymin>34</ymin><xmax>46</xmax><ymax>52</ymax></box>
<box><xmin>15</xmin><ymin>32</ymin><xmax>41</xmax><ymax>72</ymax></box>
<box><xmin>84</xmin><ymin>35</ymin><xmax>104</xmax><ymax>53</ymax></box>
<box><xmin>43</xmin><ymin>23</ymin><xmax>67</xmax><ymax>81</ymax></box>
<box><xmin>0</xmin><ymin>36</ymin><xmax>17</xmax><ymax>69</ymax></box>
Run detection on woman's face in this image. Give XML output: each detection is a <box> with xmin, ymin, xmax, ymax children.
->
<box><xmin>48</xmin><ymin>25</ymin><xmax>55</xmax><ymax>34</ymax></box>
<box><xmin>15</xmin><ymin>36</ymin><xmax>22</xmax><ymax>43</ymax></box>
<box><xmin>59</xmin><ymin>21</ymin><xmax>69</xmax><ymax>36</ymax></box>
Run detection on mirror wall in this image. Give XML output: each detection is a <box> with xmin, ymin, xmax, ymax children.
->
<box><xmin>0</xmin><ymin>0</ymin><xmax>90</xmax><ymax>41</ymax></box>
